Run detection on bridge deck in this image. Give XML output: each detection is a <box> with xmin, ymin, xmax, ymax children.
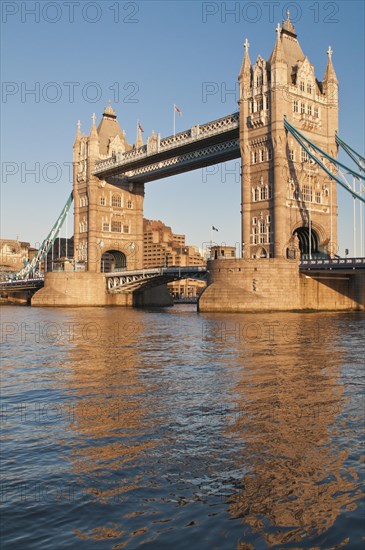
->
<box><xmin>299</xmin><ymin>258</ymin><xmax>365</xmax><ymax>274</ymax></box>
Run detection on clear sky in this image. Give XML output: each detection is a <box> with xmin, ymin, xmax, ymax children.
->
<box><xmin>1</xmin><ymin>0</ymin><xmax>364</xmax><ymax>256</ymax></box>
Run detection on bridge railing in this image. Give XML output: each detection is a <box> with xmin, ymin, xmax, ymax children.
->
<box><xmin>94</xmin><ymin>112</ymin><xmax>239</xmax><ymax>174</ymax></box>
<box><xmin>300</xmin><ymin>258</ymin><xmax>365</xmax><ymax>268</ymax></box>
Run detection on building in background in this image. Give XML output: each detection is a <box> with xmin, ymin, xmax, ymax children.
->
<box><xmin>0</xmin><ymin>240</ymin><xmax>37</xmax><ymax>276</ymax></box>
<box><xmin>143</xmin><ymin>219</ymin><xmax>205</xmax><ymax>268</ymax></box>
<box><xmin>143</xmin><ymin>219</ymin><xmax>207</xmax><ymax>300</ymax></box>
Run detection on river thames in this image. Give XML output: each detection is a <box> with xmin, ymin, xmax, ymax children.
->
<box><xmin>1</xmin><ymin>305</ymin><xmax>364</xmax><ymax>549</ymax></box>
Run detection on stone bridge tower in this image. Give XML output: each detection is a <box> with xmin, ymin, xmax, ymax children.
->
<box><xmin>72</xmin><ymin>105</ymin><xmax>144</xmax><ymax>273</ymax></box>
<box><xmin>239</xmin><ymin>14</ymin><xmax>339</xmax><ymax>260</ymax></box>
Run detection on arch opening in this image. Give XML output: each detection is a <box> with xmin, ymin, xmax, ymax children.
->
<box><xmin>101</xmin><ymin>250</ymin><xmax>126</xmax><ymax>273</ymax></box>
<box><xmin>293</xmin><ymin>227</ymin><xmax>320</xmax><ymax>259</ymax></box>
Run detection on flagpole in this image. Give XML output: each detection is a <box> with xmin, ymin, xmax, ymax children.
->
<box><xmin>173</xmin><ymin>104</ymin><xmax>175</xmax><ymax>136</ymax></box>
<box><xmin>136</xmin><ymin>120</ymin><xmax>139</xmax><ymax>145</ymax></box>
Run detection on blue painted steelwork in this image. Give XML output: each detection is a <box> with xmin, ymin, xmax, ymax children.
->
<box><xmin>9</xmin><ymin>193</ymin><xmax>73</xmax><ymax>281</ymax></box>
<box><xmin>284</xmin><ymin>118</ymin><xmax>365</xmax><ymax>203</ymax></box>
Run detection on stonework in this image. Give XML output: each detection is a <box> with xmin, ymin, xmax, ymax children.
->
<box><xmin>73</xmin><ymin>106</ymin><xmax>145</xmax><ymax>274</ymax></box>
<box><xmin>198</xmin><ymin>258</ymin><xmax>364</xmax><ymax>312</ymax></box>
<box><xmin>239</xmin><ymin>16</ymin><xmax>338</xmax><ymax>261</ymax></box>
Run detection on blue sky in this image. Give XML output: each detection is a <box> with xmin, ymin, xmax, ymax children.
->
<box><xmin>1</xmin><ymin>0</ymin><xmax>364</xmax><ymax>256</ymax></box>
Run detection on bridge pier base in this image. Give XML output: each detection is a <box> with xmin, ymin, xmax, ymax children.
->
<box><xmin>198</xmin><ymin>259</ymin><xmax>365</xmax><ymax>312</ymax></box>
<box><xmin>31</xmin><ymin>272</ymin><xmax>173</xmax><ymax>308</ymax></box>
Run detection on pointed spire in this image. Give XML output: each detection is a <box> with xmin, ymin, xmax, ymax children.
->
<box><xmin>103</xmin><ymin>100</ymin><xmax>117</xmax><ymax>118</ymax></box>
<box><xmin>73</xmin><ymin>120</ymin><xmax>81</xmax><ymax>146</ymax></box>
<box><xmin>323</xmin><ymin>45</ymin><xmax>338</xmax><ymax>83</ymax></box>
<box><xmin>282</xmin><ymin>9</ymin><xmax>296</xmax><ymax>36</ymax></box>
<box><xmin>89</xmin><ymin>112</ymin><xmax>99</xmax><ymax>141</ymax></box>
<box><xmin>270</xmin><ymin>23</ymin><xmax>286</xmax><ymax>64</ymax></box>
<box><xmin>239</xmin><ymin>37</ymin><xmax>251</xmax><ymax>80</ymax></box>
<box><xmin>136</xmin><ymin>123</ymin><xmax>143</xmax><ymax>148</ymax></box>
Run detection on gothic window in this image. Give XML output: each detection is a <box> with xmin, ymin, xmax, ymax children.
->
<box><xmin>300</xmin><ymin>81</ymin><xmax>305</xmax><ymax>92</ymax></box>
<box><xmin>100</xmin><ymin>197</ymin><xmax>106</xmax><ymax>206</ymax></box>
<box><xmin>293</xmin><ymin>100</ymin><xmax>298</xmax><ymax>113</ymax></box>
<box><xmin>111</xmin><ymin>220</ymin><xmax>122</xmax><ymax>232</ymax></box>
<box><xmin>252</xmin><ymin>216</ymin><xmax>257</xmax><ymax>225</ymax></box>
<box><xmin>267</xmin><ymin>148</ymin><xmax>273</xmax><ymax>161</ymax></box>
<box><xmin>314</xmin><ymin>107</ymin><xmax>319</xmax><ymax>118</ymax></box>
<box><xmin>266</xmin><ymin>214</ymin><xmax>271</xmax><ymax>223</ymax></box>
<box><xmin>127</xmin><ymin>200</ymin><xmax>132</xmax><ymax>209</ymax></box>
<box><xmin>302</xmin><ymin>184</ymin><xmax>312</xmax><ymax>202</ymax></box>
<box><xmin>301</xmin><ymin>102</ymin><xmax>305</xmax><ymax>114</ymax></box>
<box><xmin>259</xmin><ymin>220</ymin><xmax>266</xmax><ymax>244</ymax></box>
<box><xmin>252</xmin><ymin>227</ymin><xmax>258</xmax><ymax>244</ymax></box>
<box><xmin>307</xmin><ymin>104</ymin><xmax>312</xmax><ymax>116</ymax></box>
<box><xmin>301</xmin><ymin>148</ymin><xmax>308</xmax><ymax>163</ymax></box>
<box><xmin>123</xmin><ymin>225</ymin><xmax>130</xmax><ymax>234</ymax></box>
<box><xmin>315</xmin><ymin>191</ymin><xmax>321</xmax><ymax>203</ymax></box>
<box><xmin>112</xmin><ymin>195</ymin><xmax>122</xmax><ymax>208</ymax></box>
<box><xmin>257</xmin><ymin>98</ymin><xmax>263</xmax><ymax>111</ymax></box>
<box><xmin>262</xmin><ymin>186</ymin><xmax>270</xmax><ymax>200</ymax></box>
<box><xmin>289</xmin><ymin>149</ymin><xmax>295</xmax><ymax>161</ymax></box>
<box><xmin>252</xmin><ymin>151</ymin><xmax>258</xmax><ymax>164</ymax></box>
<box><xmin>256</xmin><ymin>74</ymin><xmax>263</xmax><ymax>86</ymax></box>
<box><xmin>102</xmin><ymin>222</ymin><xmax>109</xmax><ymax>232</ymax></box>
<box><xmin>259</xmin><ymin>149</ymin><xmax>265</xmax><ymax>162</ymax></box>
<box><xmin>307</xmin><ymin>83</ymin><xmax>312</xmax><ymax>94</ymax></box>
<box><xmin>255</xmin><ymin>188</ymin><xmax>260</xmax><ymax>201</ymax></box>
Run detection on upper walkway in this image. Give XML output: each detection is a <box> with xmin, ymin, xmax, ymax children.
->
<box><xmin>93</xmin><ymin>112</ymin><xmax>240</xmax><ymax>183</ymax></box>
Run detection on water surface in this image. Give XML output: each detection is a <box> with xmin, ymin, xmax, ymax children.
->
<box><xmin>1</xmin><ymin>306</ymin><xmax>364</xmax><ymax>548</ymax></box>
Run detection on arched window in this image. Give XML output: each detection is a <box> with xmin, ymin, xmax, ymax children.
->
<box><xmin>255</xmin><ymin>188</ymin><xmax>260</xmax><ymax>201</ymax></box>
<box><xmin>112</xmin><ymin>195</ymin><xmax>121</xmax><ymax>207</ymax></box>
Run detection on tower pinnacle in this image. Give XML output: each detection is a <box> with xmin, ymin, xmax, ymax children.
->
<box><xmin>239</xmin><ymin>37</ymin><xmax>251</xmax><ymax>80</ymax></box>
<box><xmin>323</xmin><ymin>45</ymin><xmax>338</xmax><ymax>84</ymax></box>
<box><xmin>270</xmin><ymin>23</ymin><xmax>286</xmax><ymax>64</ymax></box>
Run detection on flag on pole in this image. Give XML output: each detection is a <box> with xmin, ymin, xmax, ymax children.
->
<box><xmin>212</xmin><ymin>226</ymin><xmax>219</xmax><ymax>231</ymax></box>
<box><xmin>138</xmin><ymin>121</ymin><xmax>144</xmax><ymax>132</ymax></box>
<box><xmin>174</xmin><ymin>104</ymin><xmax>182</xmax><ymax>116</ymax></box>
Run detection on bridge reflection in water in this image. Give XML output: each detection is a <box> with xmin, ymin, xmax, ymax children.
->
<box><xmin>1</xmin><ymin>307</ymin><xmax>363</xmax><ymax>548</ymax></box>
<box><xmin>20</xmin><ymin>308</ymin><xmax>360</xmax><ymax>548</ymax></box>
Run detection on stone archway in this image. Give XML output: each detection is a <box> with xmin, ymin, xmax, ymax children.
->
<box><xmin>100</xmin><ymin>250</ymin><xmax>127</xmax><ymax>273</ymax></box>
<box><xmin>293</xmin><ymin>227</ymin><xmax>319</xmax><ymax>258</ymax></box>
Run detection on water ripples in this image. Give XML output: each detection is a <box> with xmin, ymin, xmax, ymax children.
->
<box><xmin>1</xmin><ymin>307</ymin><xmax>364</xmax><ymax>548</ymax></box>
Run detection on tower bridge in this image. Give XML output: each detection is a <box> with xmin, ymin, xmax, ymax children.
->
<box><xmin>4</xmin><ymin>14</ymin><xmax>364</xmax><ymax>311</ymax></box>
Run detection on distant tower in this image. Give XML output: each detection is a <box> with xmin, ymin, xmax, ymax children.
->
<box><xmin>239</xmin><ymin>14</ymin><xmax>339</xmax><ymax>259</ymax></box>
<box><xmin>72</xmin><ymin>105</ymin><xmax>144</xmax><ymax>272</ymax></box>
